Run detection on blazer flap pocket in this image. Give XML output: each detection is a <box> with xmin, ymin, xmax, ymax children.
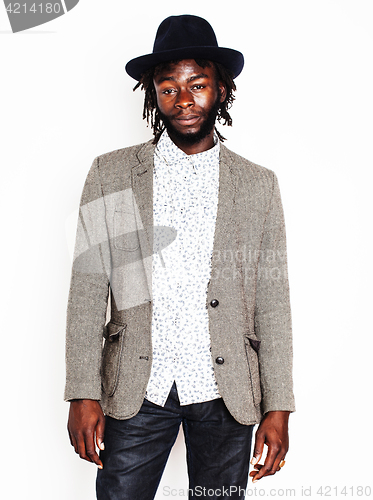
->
<box><xmin>103</xmin><ymin>321</ymin><xmax>127</xmax><ymax>343</ymax></box>
<box><xmin>244</xmin><ymin>333</ymin><xmax>261</xmax><ymax>353</ymax></box>
<box><xmin>243</xmin><ymin>333</ymin><xmax>262</xmax><ymax>406</ymax></box>
<box><xmin>101</xmin><ymin>322</ymin><xmax>126</xmax><ymax>397</ymax></box>
<box><xmin>248</xmin><ymin>338</ymin><xmax>261</xmax><ymax>353</ymax></box>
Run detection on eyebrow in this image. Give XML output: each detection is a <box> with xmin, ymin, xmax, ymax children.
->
<box><xmin>156</xmin><ymin>73</ymin><xmax>210</xmax><ymax>84</ymax></box>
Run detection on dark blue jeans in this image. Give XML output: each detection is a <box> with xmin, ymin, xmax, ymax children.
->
<box><xmin>96</xmin><ymin>383</ymin><xmax>253</xmax><ymax>499</ymax></box>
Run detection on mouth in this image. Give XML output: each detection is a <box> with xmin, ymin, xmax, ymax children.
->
<box><xmin>174</xmin><ymin>115</ymin><xmax>201</xmax><ymax>126</ymax></box>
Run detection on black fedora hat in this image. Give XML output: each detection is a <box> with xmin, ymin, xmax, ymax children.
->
<box><xmin>125</xmin><ymin>15</ymin><xmax>244</xmax><ymax>81</ymax></box>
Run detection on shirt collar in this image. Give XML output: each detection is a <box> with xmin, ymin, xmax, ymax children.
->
<box><xmin>155</xmin><ymin>129</ymin><xmax>220</xmax><ymax>167</ymax></box>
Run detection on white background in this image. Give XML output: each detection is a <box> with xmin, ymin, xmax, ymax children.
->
<box><xmin>1</xmin><ymin>1</ymin><xmax>372</xmax><ymax>498</ymax></box>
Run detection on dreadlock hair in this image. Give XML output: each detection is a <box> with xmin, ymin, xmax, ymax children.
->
<box><xmin>133</xmin><ymin>59</ymin><xmax>237</xmax><ymax>144</ymax></box>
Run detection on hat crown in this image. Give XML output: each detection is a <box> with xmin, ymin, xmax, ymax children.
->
<box><xmin>125</xmin><ymin>14</ymin><xmax>244</xmax><ymax>81</ymax></box>
<box><xmin>153</xmin><ymin>15</ymin><xmax>218</xmax><ymax>53</ymax></box>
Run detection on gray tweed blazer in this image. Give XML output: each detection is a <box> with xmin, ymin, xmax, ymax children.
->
<box><xmin>64</xmin><ymin>140</ymin><xmax>295</xmax><ymax>425</ymax></box>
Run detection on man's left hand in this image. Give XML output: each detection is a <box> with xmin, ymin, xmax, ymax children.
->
<box><xmin>249</xmin><ymin>410</ymin><xmax>290</xmax><ymax>482</ymax></box>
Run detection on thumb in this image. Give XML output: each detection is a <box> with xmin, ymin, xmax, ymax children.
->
<box><xmin>96</xmin><ymin>415</ymin><xmax>106</xmax><ymax>451</ymax></box>
<box><xmin>250</xmin><ymin>430</ymin><xmax>264</xmax><ymax>466</ymax></box>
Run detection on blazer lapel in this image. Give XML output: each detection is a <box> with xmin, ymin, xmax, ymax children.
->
<box><xmin>131</xmin><ymin>141</ymin><xmax>155</xmax><ymax>252</ymax></box>
<box><xmin>211</xmin><ymin>144</ymin><xmax>236</xmax><ymax>262</ymax></box>
<box><xmin>130</xmin><ymin>141</ymin><xmax>155</xmax><ymax>298</ymax></box>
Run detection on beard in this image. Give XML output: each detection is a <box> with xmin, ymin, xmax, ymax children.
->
<box><xmin>157</xmin><ymin>97</ymin><xmax>221</xmax><ymax>146</ymax></box>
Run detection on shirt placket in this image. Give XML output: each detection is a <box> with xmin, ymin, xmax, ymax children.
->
<box><xmin>148</xmin><ymin>132</ymin><xmax>221</xmax><ymax>407</ymax></box>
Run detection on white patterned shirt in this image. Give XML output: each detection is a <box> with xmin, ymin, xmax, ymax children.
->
<box><xmin>145</xmin><ymin>130</ymin><xmax>222</xmax><ymax>406</ymax></box>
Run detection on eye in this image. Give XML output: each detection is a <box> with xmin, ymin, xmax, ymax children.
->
<box><xmin>162</xmin><ymin>88</ymin><xmax>176</xmax><ymax>95</ymax></box>
<box><xmin>192</xmin><ymin>84</ymin><xmax>205</xmax><ymax>90</ymax></box>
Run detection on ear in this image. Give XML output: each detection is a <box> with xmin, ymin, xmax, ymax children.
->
<box><xmin>218</xmin><ymin>81</ymin><xmax>227</xmax><ymax>103</ymax></box>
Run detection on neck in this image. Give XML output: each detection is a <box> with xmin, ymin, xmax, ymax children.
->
<box><xmin>167</xmin><ymin>130</ymin><xmax>216</xmax><ymax>155</ymax></box>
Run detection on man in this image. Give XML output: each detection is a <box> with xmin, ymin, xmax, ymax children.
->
<box><xmin>65</xmin><ymin>14</ymin><xmax>295</xmax><ymax>500</ymax></box>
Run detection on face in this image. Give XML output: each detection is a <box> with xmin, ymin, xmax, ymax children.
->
<box><xmin>153</xmin><ymin>59</ymin><xmax>227</xmax><ymax>152</ymax></box>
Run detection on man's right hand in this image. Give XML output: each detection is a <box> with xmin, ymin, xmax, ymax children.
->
<box><xmin>67</xmin><ymin>399</ymin><xmax>105</xmax><ymax>469</ymax></box>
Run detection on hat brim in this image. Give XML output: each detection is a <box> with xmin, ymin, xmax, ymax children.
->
<box><xmin>125</xmin><ymin>46</ymin><xmax>244</xmax><ymax>81</ymax></box>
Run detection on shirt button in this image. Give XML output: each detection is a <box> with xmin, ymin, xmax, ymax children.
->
<box><xmin>216</xmin><ymin>357</ymin><xmax>225</xmax><ymax>365</ymax></box>
<box><xmin>210</xmin><ymin>299</ymin><xmax>219</xmax><ymax>308</ymax></box>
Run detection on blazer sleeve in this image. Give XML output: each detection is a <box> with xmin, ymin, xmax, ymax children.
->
<box><xmin>254</xmin><ymin>172</ymin><xmax>296</xmax><ymax>415</ymax></box>
<box><xmin>64</xmin><ymin>157</ymin><xmax>110</xmax><ymax>402</ymax></box>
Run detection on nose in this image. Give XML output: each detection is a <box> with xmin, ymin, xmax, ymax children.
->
<box><xmin>175</xmin><ymin>88</ymin><xmax>194</xmax><ymax>109</ymax></box>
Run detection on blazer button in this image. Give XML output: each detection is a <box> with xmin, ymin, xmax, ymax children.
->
<box><xmin>216</xmin><ymin>356</ymin><xmax>224</xmax><ymax>365</ymax></box>
<box><xmin>210</xmin><ymin>299</ymin><xmax>219</xmax><ymax>308</ymax></box>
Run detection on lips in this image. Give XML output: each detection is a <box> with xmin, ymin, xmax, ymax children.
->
<box><xmin>174</xmin><ymin>115</ymin><xmax>201</xmax><ymax>126</ymax></box>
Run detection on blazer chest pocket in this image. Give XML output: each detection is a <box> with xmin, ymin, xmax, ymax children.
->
<box><xmin>113</xmin><ymin>208</ymin><xmax>140</xmax><ymax>251</ymax></box>
<box><xmin>244</xmin><ymin>334</ymin><xmax>262</xmax><ymax>407</ymax></box>
<box><xmin>101</xmin><ymin>321</ymin><xmax>126</xmax><ymax>397</ymax></box>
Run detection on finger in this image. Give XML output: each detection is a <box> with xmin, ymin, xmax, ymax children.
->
<box><xmin>249</xmin><ymin>464</ymin><xmax>263</xmax><ymax>473</ymax></box>
<box><xmin>76</xmin><ymin>434</ymin><xmax>92</xmax><ymax>463</ymax></box>
<box><xmin>270</xmin><ymin>454</ymin><xmax>286</xmax><ymax>475</ymax></box>
<box><xmin>252</xmin><ymin>443</ymin><xmax>281</xmax><ymax>482</ymax></box>
<box><xmin>250</xmin><ymin>430</ymin><xmax>265</xmax><ymax>467</ymax></box>
<box><xmin>253</xmin><ymin>465</ymin><xmax>282</xmax><ymax>474</ymax></box>
<box><xmin>83</xmin><ymin>428</ymin><xmax>103</xmax><ymax>468</ymax></box>
<box><xmin>68</xmin><ymin>430</ymin><xmax>79</xmax><ymax>454</ymax></box>
<box><xmin>249</xmin><ymin>465</ymin><xmax>263</xmax><ymax>477</ymax></box>
<box><xmin>96</xmin><ymin>415</ymin><xmax>106</xmax><ymax>452</ymax></box>
<box><xmin>67</xmin><ymin>428</ymin><xmax>76</xmax><ymax>449</ymax></box>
